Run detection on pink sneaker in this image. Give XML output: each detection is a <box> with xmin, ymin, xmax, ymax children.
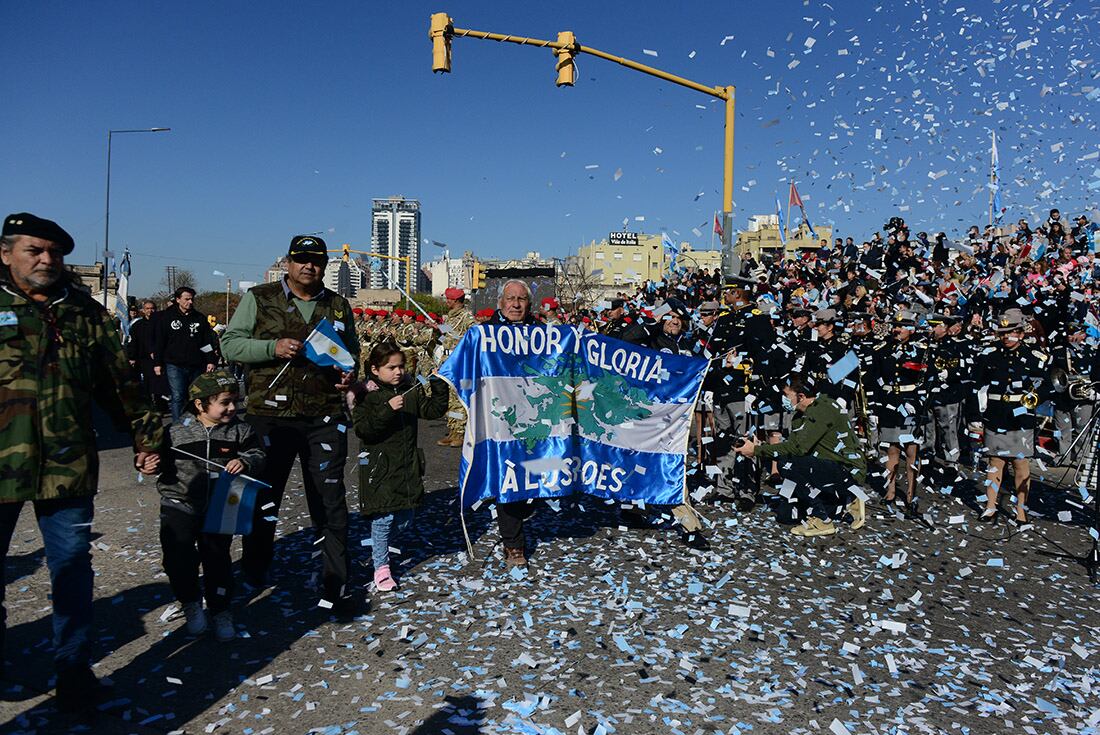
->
<box><xmin>374</xmin><ymin>565</ymin><xmax>397</xmax><ymax>592</ymax></box>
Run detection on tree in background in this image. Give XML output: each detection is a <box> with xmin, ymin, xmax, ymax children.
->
<box><xmin>396</xmin><ymin>293</ymin><xmax>446</xmax><ymax>318</ymax></box>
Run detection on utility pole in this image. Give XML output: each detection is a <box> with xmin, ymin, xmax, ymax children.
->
<box><xmin>165</xmin><ymin>265</ymin><xmax>177</xmax><ymax>296</ymax></box>
<box><xmin>429</xmin><ymin>12</ymin><xmax>738</xmax><ymax>276</ymax></box>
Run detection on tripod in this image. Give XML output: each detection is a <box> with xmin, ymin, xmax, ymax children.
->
<box><xmin>1051</xmin><ymin>396</ymin><xmax>1100</xmax><ymax>584</ymax></box>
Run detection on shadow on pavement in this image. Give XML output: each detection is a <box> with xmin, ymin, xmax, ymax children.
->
<box><xmin>4</xmin><ymin>549</ymin><xmax>46</xmax><ymax>585</ymax></box>
<box><xmin>409</xmin><ymin>695</ymin><xmax>486</xmax><ymax>734</ymax></box>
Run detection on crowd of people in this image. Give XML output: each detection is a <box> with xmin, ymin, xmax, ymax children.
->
<box><xmin>2</xmin><ymin>206</ymin><xmax>1099</xmax><ymax>713</ymax></box>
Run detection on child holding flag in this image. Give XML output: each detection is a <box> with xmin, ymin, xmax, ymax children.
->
<box><xmin>352</xmin><ymin>342</ymin><xmax>448</xmax><ymax>591</ymax></box>
<box><xmin>154</xmin><ymin>371</ymin><xmax>265</xmax><ymax>640</ymax></box>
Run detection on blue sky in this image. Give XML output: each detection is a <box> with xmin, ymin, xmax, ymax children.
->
<box><xmin>3</xmin><ymin>0</ymin><xmax>1097</xmax><ymax>295</ymax></box>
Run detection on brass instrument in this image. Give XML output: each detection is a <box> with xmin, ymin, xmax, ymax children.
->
<box><xmin>1021</xmin><ymin>391</ymin><xmax>1039</xmax><ymax>410</ymax></box>
<box><xmin>1051</xmin><ymin>367</ymin><xmax>1099</xmax><ymax>402</ymax></box>
<box><xmin>933</xmin><ymin>356</ymin><xmax>960</xmax><ymax>370</ymax></box>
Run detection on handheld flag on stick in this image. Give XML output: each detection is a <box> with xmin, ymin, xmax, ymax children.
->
<box><xmin>169</xmin><ymin>447</ymin><xmax>271</xmax><ymax>536</ymax></box>
<box><xmin>303</xmin><ymin>318</ymin><xmax>355</xmax><ymax>371</ymax></box>
<box><xmin>203</xmin><ymin>471</ymin><xmax>263</xmax><ymax>535</ymax></box>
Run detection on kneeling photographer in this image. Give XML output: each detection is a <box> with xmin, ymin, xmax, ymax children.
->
<box><xmin>734</xmin><ymin>374</ymin><xmax>867</xmax><ymax>537</ymax></box>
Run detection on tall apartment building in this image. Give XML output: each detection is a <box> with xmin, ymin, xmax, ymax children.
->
<box><xmin>369</xmin><ymin>196</ymin><xmax>420</xmax><ymax>293</ymax></box>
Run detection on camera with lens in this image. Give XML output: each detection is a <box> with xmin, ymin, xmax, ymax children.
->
<box><xmin>884</xmin><ymin>216</ymin><xmax>906</xmax><ymax>234</ymax></box>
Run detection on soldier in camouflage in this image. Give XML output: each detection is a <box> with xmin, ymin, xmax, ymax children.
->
<box><xmin>220</xmin><ymin>235</ymin><xmax>359</xmax><ymax>609</ymax></box>
<box><xmin>395</xmin><ymin>310</ymin><xmax>420</xmax><ymax>373</ymax></box>
<box><xmin>0</xmin><ymin>213</ymin><xmax>163</xmax><ymax>711</ymax></box>
<box><xmin>438</xmin><ymin>288</ymin><xmax>475</xmax><ymax>446</ymax></box>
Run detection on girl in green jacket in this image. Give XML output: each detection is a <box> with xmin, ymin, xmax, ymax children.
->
<box><xmin>352</xmin><ymin>342</ymin><xmax>448</xmax><ymax>591</ymax></box>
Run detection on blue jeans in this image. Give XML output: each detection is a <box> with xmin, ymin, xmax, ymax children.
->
<box><xmin>369</xmin><ymin>510</ymin><xmax>413</xmax><ymax>569</ymax></box>
<box><xmin>166</xmin><ymin>364</ymin><xmax>204</xmax><ymax>422</ymax></box>
<box><xmin>0</xmin><ymin>497</ymin><xmax>95</xmax><ymax>673</ymax></box>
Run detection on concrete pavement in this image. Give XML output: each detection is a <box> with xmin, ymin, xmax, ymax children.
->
<box><xmin>3</xmin><ymin>418</ymin><xmax>1100</xmax><ymax>734</ymax></box>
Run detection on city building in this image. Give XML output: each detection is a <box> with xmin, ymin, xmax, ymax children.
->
<box><xmin>323</xmin><ymin>256</ymin><xmax>370</xmax><ymax>297</ymax></box>
<box><xmin>577</xmin><ymin>232</ymin><xmax>665</xmax><ymax>295</ymax></box>
<box><xmin>734</xmin><ymin>215</ymin><xmax>832</xmax><ymax>260</ymax></box>
<box><xmin>678</xmin><ymin>244</ymin><xmax>722</xmax><ymax>273</ymax></box>
<box><xmin>484</xmin><ymin>251</ymin><xmax>554</xmax><ymax>271</ymax></box>
<box><xmin>265</xmin><ymin>257</ymin><xmax>288</xmax><ymax>284</ymax></box>
<box><xmin>423</xmin><ymin>250</ymin><xmax>472</xmax><ymax>297</ymax></box>
<box><xmin>370</xmin><ymin>196</ymin><xmax>420</xmax><ymax>293</ymax></box>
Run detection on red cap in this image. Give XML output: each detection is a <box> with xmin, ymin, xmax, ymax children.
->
<box><xmin>444</xmin><ymin>287</ymin><xmax>465</xmax><ymax>300</ymax></box>
<box><xmin>476</xmin><ymin>308</ymin><xmax>495</xmax><ymax>319</ymax></box>
<box><xmin>541</xmin><ymin>297</ymin><xmax>560</xmax><ymax>310</ymax></box>
<box><xmin>415</xmin><ymin>314</ymin><xmax>425</xmax><ymax>322</ymax></box>
<box><xmin>352</xmin><ymin>307</ymin><xmax>363</xmax><ymax>315</ymax></box>
<box><xmin>377</xmin><ymin>310</ymin><xmax>388</xmax><ymax>317</ymax></box>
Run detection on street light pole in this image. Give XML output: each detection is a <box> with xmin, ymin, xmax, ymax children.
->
<box><xmin>104</xmin><ymin>127</ymin><xmax>170</xmax><ymax>305</ymax></box>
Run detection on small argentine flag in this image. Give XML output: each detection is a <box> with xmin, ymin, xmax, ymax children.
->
<box><xmin>304</xmin><ymin>318</ymin><xmax>355</xmax><ymax>371</ymax></box>
<box><xmin>203</xmin><ymin>471</ymin><xmax>264</xmax><ymax>535</ymax></box>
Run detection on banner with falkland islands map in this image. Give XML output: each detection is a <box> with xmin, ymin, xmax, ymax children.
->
<box><xmin>437</xmin><ymin>324</ymin><xmax>709</xmax><ymax>509</ymax></box>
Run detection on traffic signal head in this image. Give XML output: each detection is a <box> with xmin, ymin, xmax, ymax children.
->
<box><xmin>430</xmin><ymin>13</ymin><xmax>453</xmax><ymax>73</ymax></box>
<box><xmin>554</xmin><ymin>31</ymin><xmax>576</xmax><ymax>87</ymax></box>
<box><xmin>472</xmin><ymin>262</ymin><xmax>487</xmax><ymax>290</ymax></box>
<box><xmin>341</xmin><ymin>243</ymin><xmax>350</xmax><ymax>261</ymax></box>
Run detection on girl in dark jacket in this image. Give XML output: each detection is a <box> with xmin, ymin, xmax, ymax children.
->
<box><xmin>352</xmin><ymin>342</ymin><xmax>448</xmax><ymax>591</ymax></box>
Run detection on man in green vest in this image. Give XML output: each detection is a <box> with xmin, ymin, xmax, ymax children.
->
<box><xmin>221</xmin><ymin>235</ymin><xmax>359</xmax><ymax>608</ymax></box>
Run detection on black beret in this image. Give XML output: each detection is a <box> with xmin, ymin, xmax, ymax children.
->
<box><xmin>288</xmin><ymin>235</ymin><xmax>328</xmax><ymax>257</ymax></box>
<box><xmin>610</xmin><ymin>298</ymin><xmax>625</xmax><ymax>310</ymax></box>
<box><xmin>3</xmin><ymin>213</ymin><xmax>75</xmax><ymax>254</ymax></box>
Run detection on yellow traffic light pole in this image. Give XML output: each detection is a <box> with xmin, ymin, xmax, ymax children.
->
<box><xmin>331</xmin><ymin>244</ymin><xmax>412</xmax><ymax>296</ymax></box>
<box><xmin>430</xmin><ymin>12</ymin><xmax>737</xmax><ymax>270</ymax></box>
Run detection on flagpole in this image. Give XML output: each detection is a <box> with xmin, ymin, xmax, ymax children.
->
<box><xmin>170</xmin><ymin>447</ymin><xmax>271</xmax><ymax>487</ymax></box>
<box><xmin>267</xmin><ymin>324</ymin><xmax>320</xmax><ymax>389</ymax></box>
<box><xmin>785</xmin><ymin>183</ymin><xmax>792</xmax><ymax>246</ymax></box>
<box><xmin>374</xmin><ymin>263</ymin><xmax>443</xmax><ymax>331</ymax></box>
<box><xmin>988</xmin><ymin>131</ymin><xmax>995</xmax><ymax>230</ymax></box>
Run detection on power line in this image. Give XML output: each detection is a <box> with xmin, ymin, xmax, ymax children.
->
<box><xmin>129</xmin><ymin>250</ymin><xmax>270</xmax><ymax>268</ymax></box>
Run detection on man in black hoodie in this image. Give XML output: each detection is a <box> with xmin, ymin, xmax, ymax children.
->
<box><xmin>154</xmin><ymin>286</ymin><xmax>217</xmax><ymax>420</ymax></box>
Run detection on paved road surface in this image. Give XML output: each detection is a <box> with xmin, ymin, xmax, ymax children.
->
<box><xmin>3</xmin><ymin>417</ymin><xmax>1099</xmax><ymax>734</ymax></box>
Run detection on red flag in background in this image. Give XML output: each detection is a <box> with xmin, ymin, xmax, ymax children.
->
<box><xmin>789</xmin><ymin>182</ymin><xmax>804</xmax><ymax>209</ymax></box>
<box><xmin>713</xmin><ymin>212</ymin><xmax>724</xmax><ymax>239</ymax></box>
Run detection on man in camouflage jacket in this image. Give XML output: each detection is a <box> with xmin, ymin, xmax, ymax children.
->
<box><xmin>438</xmin><ymin>288</ymin><xmax>475</xmax><ymax>446</ymax></box>
<box><xmin>0</xmin><ymin>213</ymin><xmax>162</xmax><ymax>710</ymax></box>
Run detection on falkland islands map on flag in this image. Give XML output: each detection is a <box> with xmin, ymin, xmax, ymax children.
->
<box><xmin>438</xmin><ymin>324</ymin><xmax>709</xmax><ymax>508</ymax></box>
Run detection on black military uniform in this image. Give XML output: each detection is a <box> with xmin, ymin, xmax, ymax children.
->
<box><xmin>1050</xmin><ymin>327</ymin><xmax>1096</xmax><ymax>461</ymax></box>
<box><xmin>600</xmin><ymin>299</ymin><xmax>631</xmax><ymax>341</ymax></box>
<box><xmin>802</xmin><ymin>309</ymin><xmax>857</xmax><ymax>408</ymax></box>
<box><xmin>969</xmin><ymin>317</ymin><xmax>1049</xmax><ymax>459</ymax></box>
<box><xmin>706</xmin><ymin>278</ymin><xmax>777</xmax><ymax>507</ymax></box>
<box><xmin>923</xmin><ymin>314</ymin><xmax>974</xmax><ymax>470</ymax></box>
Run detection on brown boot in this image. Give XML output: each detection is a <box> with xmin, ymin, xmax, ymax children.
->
<box><xmin>504</xmin><ymin>546</ymin><xmax>527</xmax><ymax>568</ymax></box>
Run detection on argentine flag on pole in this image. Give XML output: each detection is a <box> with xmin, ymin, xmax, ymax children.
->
<box><xmin>661</xmin><ymin>232</ymin><xmax>680</xmax><ymax>274</ymax></box>
<box><xmin>203</xmin><ymin>471</ymin><xmax>264</xmax><ymax>535</ymax></box>
<box><xmin>776</xmin><ymin>197</ymin><xmax>787</xmax><ymax>245</ymax></box>
<box><xmin>304</xmin><ymin>318</ymin><xmax>355</xmax><ymax>371</ymax></box>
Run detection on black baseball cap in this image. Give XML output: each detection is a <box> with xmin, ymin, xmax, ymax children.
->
<box><xmin>288</xmin><ymin>235</ymin><xmax>328</xmax><ymax>258</ymax></box>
